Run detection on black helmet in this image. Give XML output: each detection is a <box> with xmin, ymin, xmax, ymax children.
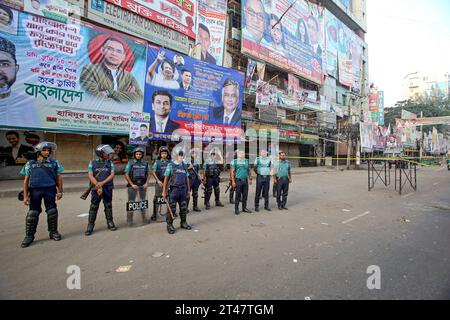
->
<box><xmin>158</xmin><ymin>146</ymin><xmax>170</xmax><ymax>159</ymax></box>
<box><xmin>35</xmin><ymin>141</ymin><xmax>57</xmax><ymax>153</ymax></box>
<box><xmin>133</xmin><ymin>146</ymin><xmax>145</xmax><ymax>156</ymax></box>
<box><xmin>95</xmin><ymin>144</ymin><xmax>114</xmax><ymax>157</ymax></box>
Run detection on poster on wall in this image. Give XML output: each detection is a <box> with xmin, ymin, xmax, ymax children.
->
<box><xmin>23</xmin><ymin>0</ymin><xmax>69</xmax><ymax>23</ymax></box>
<box><xmin>104</xmin><ymin>0</ymin><xmax>197</xmax><ymax>39</ymax></box>
<box><xmin>143</xmin><ymin>45</ymin><xmax>244</xmax><ymax>142</ymax></box>
<box><xmin>0</xmin><ymin>129</ymin><xmax>44</xmax><ymax>166</ymax></box>
<box><xmin>195</xmin><ymin>0</ymin><xmax>227</xmax><ymax>65</ymax></box>
<box><xmin>87</xmin><ymin>0</ymin><xmax>194</xmax><ymax>54</ymax></box>
<box><xmin>0</xmin><ymin>12</ymin><xmax>147</xmax><ymax>134</ymax></box>
<box><xmin>337</xmin><ymin>21</ymin><xmax>353</xmax><ymax>87</ymax></box>
<box><xmin>241</xmin><ymin>0</ymin><xmax>324</xmax><ymax>84</ymax></box>
<box><xmin>324</xmin><ymin>9</ymin><xmax>338</xmax><ymax>78</ymax></box>
<box><xmin>129</xmin><ymin>111</ymin><xmax>150</xmax><ymax>145</ymax></box>
<box><xmin>0</xmin><ymin>4</ymin><xmax>19</xmax><ymax>35</ymax></box>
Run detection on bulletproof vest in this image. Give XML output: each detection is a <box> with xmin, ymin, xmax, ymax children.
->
<box><xmin>205</xmin><ymin>161</ymin><xmax>220</xmax><ymax>177</ymax></box>
<box><xmin>155</xmin><ymin>159</ymin><xmax>170</xmax><ymax>181</ymax></box>
<box><xmin>188</xmin><ymin>160</ymin><xmax>200</xmax><ymax>178</ymax></box>
<box><xmin>91</xmin><ymin>159</ymin><xmax>113</xmax><ymax>187</ymax></box>
<box><xmin>28</xmin><ymin>159</ymin><xmax>57</xmax><ymax>189</ymax></box>
<box><xmin>130</xmin><ymin>159</ymin><xmax>148</xmax><ymax>186</ymax></box>
<box><xmin>171</xmin><ymin>162</ymin><xmax>187</xmax><ymax>187</ymax></box>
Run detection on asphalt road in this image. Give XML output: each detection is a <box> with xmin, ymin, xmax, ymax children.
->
<box><xmin>0</xmin><ymin>166</ymin><xmax>449</xmax><ymax>300</ymax></box>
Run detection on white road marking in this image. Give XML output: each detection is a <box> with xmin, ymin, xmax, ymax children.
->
<box><xmin>342</xmin><ymin>209</ymin><xmax>351</xmax><ymax>212</ymax></box>
<box><xmin>77</xmin><ymin>213</ymin><xmax>89</xmax><ymax>218</ymax></box>
<box><xmin>342</xmin><ymin>211</ymin><xmax>371</xmax><ymax>224</ymax></box>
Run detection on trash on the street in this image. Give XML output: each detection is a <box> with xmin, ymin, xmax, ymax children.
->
<box><xmin>152</xmin><ymin>252</ymin><xmax>164</xmax><ymax>258</ymax></box>
<box><xmin>115</xmin><ymin>265</ymin><xmax>132</xmax><ymax>273</ymax></box>
<box><xmin>293</xmin><ymin>259</ymin><xmax>298</xmax><ymax>263</ymax></box>
<box><xmin>77</xmin><ymin>213</ymin><xmax>89</xmax><ymax>218</ymax></box>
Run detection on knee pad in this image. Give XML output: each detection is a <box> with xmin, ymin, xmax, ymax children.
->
<box><xmin>47</xmin><ymin>207</ymin><xmax>58</xmax><ymax>217</ymax></box>
<box><xmin>26</xmin><ymin>210</ymin><xmax>40</xmax><ymax>223</ymax></box>
<box><xmin>180</xmin><ymin>201</ymin><xmax>188</xmax><ymax>213</ymax></box>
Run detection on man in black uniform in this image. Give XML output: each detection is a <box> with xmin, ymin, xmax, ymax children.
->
<box><xmin>162</xmin><ymin>150</ymin><xmax>191</xmax><ymax>234</ymax></box>
<box><xmin>202</xmin><ymin>149</ymin><xmax>225</xmax><ymax>210</ymax></box>
<box><xmin>187</xmin><ymin>148</ymin><xmax>202</xmax><ymax>212</ymax></box>
<box><xmin>124</xmin><ymin>146</ymin><xmax>151</xmax><ymax>226</ymax></box>
<box><xmin>151</xmin><ymin>146</ymin><xmax>172</xmax><ymax>221</ymax></box>
<box><xmin>20</xmin><ymin>142</ymin><xmax>64</xmax><ymax>248</ymax></box>
<box><xmin>85</xmin><ymin>144</ymin><xmax>117</xmax><ymax>236</ymax></box>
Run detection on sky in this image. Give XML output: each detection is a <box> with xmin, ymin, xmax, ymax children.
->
<box><xmin>366</xmin><ymin>0</ymin><xmax>450</xmax><ymax>108</ymax></box>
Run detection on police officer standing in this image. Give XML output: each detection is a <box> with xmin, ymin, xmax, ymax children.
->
<box><xmin>162</xmin><ymin>150</ymin><xmax>191</xmax><ymax>234</ymax></box>
<box><xmin>254</xmin><ymin>149</ymin><xmax>272</xmax><ymax>212</ymax></box>
<box><xmin>124</xmin><ymin>147</ymin><xmax>151</xmax><ymax>226</ymax></box>
<box><xmin>151</xmin><ymin>146</ymin><xmax>172</xmax><ymax>221</ymax></box>
<box><xmin>85</xmin><ymin>144</ymin><xmax>117</xmax><ymax>236</ymax></box>
<box><xmin>20</xmin><ymin>142</ymin><xmax>64</xmax><ymax>248</ymax></box>
<box><xmin>186</xmin><ymin>148</ymin><xmax>202</xmax><ymax>212</ymax></box>
<box><xmin>230</xmin><ymin>149</ymin><xmax>252</xmax><ymax>215</ymax></box>
<box><xmin>274</xmin><ymin>150</ymin><xmax>292</xmax><ymax>210</ymax></box>
<box><xmin>202</xmin><ymin>149</ymin><xmax>224</xmax><ymax>210</ymax></box>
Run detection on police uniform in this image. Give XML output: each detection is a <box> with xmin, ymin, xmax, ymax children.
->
<box><xmin>254</xmin><ymin>155</ymin><xmax>272</xmax><ymax>211</ymax></box>
<box><xmin>125</xmin><ymin>156</ymin><xmax>151</xmax><ymax>225</ymax></box>
<box><xmin>275</xmin><ymin>156</ymin><xmax>291</xmax><ymax>210</ymax></box>
<box><xmin>153</xmin><ymin>157</ymin><xmax>172</xmax><ymax>220</ymax></box>
<box><xmin>20</xmin><ymin>154</ymin><xmax>64</xmax><ymax>247</ymax></box>
<box><xmin>231</xmin><ymin>158</ymin><xmax>252</xmax><ymax>214</ymax></box>
<box><xmin>85</xmin><ymin>155</ymin><xmax>117</xmax><ymax>235</ymax></box>
<box><xmin>187</xmin><ymin>157</ymin><xmax>202</xmax><ymax>212</ymax></box>
<box><xmin>164</xmin><ymin>161</ymin><xmax>191</xmax><ymax>234</ymax></box>
<box><xmin>203</xmin><ymin>158</ymin><xmax>224</xmax><ymax>209</ymax></box>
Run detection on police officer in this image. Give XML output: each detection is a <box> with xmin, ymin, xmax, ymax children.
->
<box><xmin>186</xmin><ymin>148</ymin><xmax>202</xmax><ymax>212</ymax></box>
<box><xmin>124</xmin><ymin>147</ymin><xmax>151</xmax><ymax>226</ymax></box>
<box><xmin>162</xmin><ymin>150</ymin><xmax>191</xmax><ymax>234</ymax></box>
<box><xmin>85</xmin><ymin>144</ymin><xmax>117</xmax><ymax>236</ymax></box>
<box><xmin>20</xmin><ymin>142</ymin><xmax>64</xmax><ymax>248</ymax></box>
<box><xmin>274</xmin><ymin>150</ymin><xmax>292</xmax><ymax>210</ymax></box>
<box><xmin>254</xmin><ymin>149</ymin><xmax>272</xmax><ymax>212</ymax></box>
<box><xmin>230</xmin><ymin>149</ymin><xmax>252</xmax><ymax>215</ymax></box>
<box><xmin>151</xmin><ymin>146</ymin><xmax>172</xmax><ymax>221</ymax></box>
<box><xmin>202</xmin><ymin>149</ymin><xmax>224</xmax><ymax>210</ymax></box>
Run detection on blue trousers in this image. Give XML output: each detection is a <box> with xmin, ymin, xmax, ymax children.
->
<box><xmin>29</xmin><ymin>186</ymin><xmax>57</xmax><ymax>213</ymax></box>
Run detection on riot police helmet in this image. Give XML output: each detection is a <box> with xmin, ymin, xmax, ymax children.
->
<box><xmin>133</xmin><ymin>146</ymin><xmax>145</xmax><ymax>156</ymax></box>
<box><xmin>95</xmin><ymin>144</ymin><xmax>115</xmax><ymax>157</ymax></box>
<box><xmin>35</xmin><ymin>141</ymin><xmax>57</xmax><ymax>153</ymax></box>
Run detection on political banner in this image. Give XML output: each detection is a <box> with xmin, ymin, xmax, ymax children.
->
<box><xmin>241</xmin><ymin>0</ymin><xmax>324</xmax><ymax>84</ymax></box>
<box><xmin>0</xmin><ymin>129</ymin><xmax>44</xmax><ymax>166</ymax></box>
<box><xmin>0</xmin><ymin>12</ymin><xmax>147</xmax><ymax>134</ymax></box>
<box><xmin>105</xmin><ymin>0</ymin><xmax>197</xmax><ymax>39</ymax></box>
<box><xmin>351</xmin><ymin>34</ymin><xmax>364</xmax><ymax>94</ymax></box>
<box><xmin>0</xmin><ymin>4</ymin><xmax>19</xmax><ymax>35</ymax></box>
<box><xmin>255</xmin><ymin>80</ymin><xmax>277</xmax><ymax>108</ymax></box>
<box><xmin>143</xmin><ymin>45</ymin><xmax>244</xmax><ymax>142</ymax></box>
<box><xmin>129</xmin><ymin>111</ymin><xmax>150</xmax><ymax>145</ymax></box>
<box><xmin>377</xmin><ymin>91</ymin><xmax>384</xmax><ymax>125</ymax></box>
<box><xmin>23</xmin><ymin>0</ymin><xmax>69</xmax><ymax>23</ymax></box>
<box><xmin>245</xmin><ymin>58</ymin><xmax>257</xmax><ymax>88</ymax></box>
<box><xmin>337</xmin><ymin>21</ymin><xmax>353</xmax><ymax>87</ymax></box>
<box><xmin>87</xmin><ymin>0</ymin><xmax>194</xmax><ymax>54</ymax></box>
<box><xmin>195</xmin><ymin>0</ymin><xmax>227</xmax><ymax>65</ymax></box>
<box><xmin>3</xmin><ymin>1</ymin><xmax>24</xmax><ymax>11</ymax></box>
<box><xmin>324</xmin><ymin>9</ymin><xmax>338</xmax><ymax>78</ymax></box>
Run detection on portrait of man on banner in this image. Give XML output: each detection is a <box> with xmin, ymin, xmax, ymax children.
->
<box><xmin>211</xmin><ymin>78</ymin><xmax>241</xmax><ymax>126</ymax></box>
<box><xmin>80</xmin><ymin>35</ymin><xmax>144</xmax><ymax>103</ymax></box>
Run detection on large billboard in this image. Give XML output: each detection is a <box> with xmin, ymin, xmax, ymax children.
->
<box><xmin>0</xmin><ymin>12</ymin><xmax>147</xmax><ymax>134</ymax></box>
<box><xmin>143</xmin><ymin>45</ymin><xmax>244</xmax><ymax>141</ymax></box>
<box><xmin>324</xmin><ymin>9</ymin><xmax>338</xmax><ymax>78</ymax></box>
<box><xmin>105</xmin><ymin>0</ymin><xmax>197</xmax><ymax>39</ymax></box>
<box><xmin>87</xmin><ymin>0</ymin><xmax>194</xmax><ymax>54</ymax></box>
<box><xmin>241</xmin><ymin>0</ymin><xmax>324</xmax><ymax>84</ymax></box>
<box><xmin>195</xmin><ymin>0</ymin><xmax>227</xmax><ymax>65</ymax></box>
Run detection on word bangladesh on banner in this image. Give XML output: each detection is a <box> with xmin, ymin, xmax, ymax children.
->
<box><xmin>0</xmin><ymin>12</ymin><xmax>147</xmax><ymax>134</ymax></box>
<box><xmin>143</xmin><ymin>45</ymin><xmax>244</xmax><ymax>142</ymax></box>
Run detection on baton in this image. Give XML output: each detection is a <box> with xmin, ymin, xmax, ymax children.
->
<box><xmin>164</xmin><ymin>196</ymin><xmax>175</xmax><ymax>220</ymax></box>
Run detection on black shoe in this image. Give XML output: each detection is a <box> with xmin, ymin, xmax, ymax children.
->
<box><xmin>85</xmin><ymin>224</ymin><xmax>94</xmax><ymax>236</ymax></box>
<box><xmin>255</xmin><ymin>208</ymin><xmax>260</xmax><ymax>212</ymax></box>
<box><xmin>283</xmin><ymin>207</ymin><xmax>288</xmax><ymax>210</ymax></box>
<box><xmin>49</xmin><ymin>231</ymin><xmax>62</xmax><ymax>241</ymax></box>
<box><xmin>151</xmin><ymin>214</ymin><xmax>157</xmax><ymax>221</ymax></box>
<box><xmin>193</xmin><ymin>207</ymin><xmax>201</xmax><ymax>212</ymax></box>
<box><xmin>243</xmin><ymin>208</ymin><xmax>252</xmax><ymax>213</ymax></box>
<box><xmin>205</xmin><ymin>203</ymin><xmax>211</xmax><ymax>210</ymax></box>
<box><xmin>278</xmin><ymin>206</ymin><xmax>283</xmax><ymax>210</ymax></box>
<box><xmin>264</xmin><ymin>207</ymin><xmax>271</xmax><ymax>211</ymax></box>
<box><xmin>167</xmin><ymin>224</ymin><xmax>176</xmax><ymax>234</ymax></box>
<box><xmin>216</xmin><ymin>201</ymin><xmax>224</xmax><ymax>207</ymax></box>
<box><xmin>235</xmin><ymin>209</ymin><xmax>240</xmax><ymax>215</ymax></box>
<box><xmin>230</xmin><ymin>200</ymin><xmax>235</xmax><ymax>204</ymax></box>
<box><xmin>180</xmin><ymin>221</ymin><xmax>192</xmax><ymax>230</ymax></box>
<box><xmin>21</xmin><ymin>236</ymin><xmax>34</xmax><ymax>248</ymax></box>
<box><xmin>107</xmin><ymin>221</ymin><xmax>117</xmax><ymax>231</ymax></box>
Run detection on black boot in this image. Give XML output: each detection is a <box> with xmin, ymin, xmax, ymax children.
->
<box><xmin>104</xmin><ymin>202</ymin><xmax>117</xmax><ymax>231</ymax></box>
<box><xmin>85</xmin><ymin>204</ymin><xmax>98</xmax><ymax>236</ymax></box>
<box><xmin>47</xmin><ymin>208</ymin><xmax>61</xmax><ymax>241</ymax></box>
<box><xmin>21</xmin><ymin>210</ymin><xmax>39</xmax><ymax>248</ymax></box>
<box><xmin>126</xmin><ymin>211</ymin><xmax>133</xmax><ymax>226</ymax></box>
<box><xmin>229</xmin><ymin>188</ymin><xmax>235</xmax><ymax>204</ymax></box>
<box><xmin>180</xmin><ymin>202</ymin><xmax>192</xmax><ymax>230</ymax></box>
<box><xmin>192</xmin><ymin>192</ymin><xmax>201</xmax><ymax>212</ymax></box>
<box><xmin>205</xmin><ymin>189</ymin><xmax>212</xmax><ymax>210</ymax></box>
<box><xmin>141</xmin><ymin>211</ymin><xmax>148</xmax><ymax>225</ymax></box>
<box><xmin>186</xmin><ymin>197</ymin><xmax>190</xmax><ymax>214</ymax></box>
<box><xmin>214</xmin><ymin>186</ymin><xmax>224</xmax><ymax>207</ymax></box>
<box><xmin>166</xmin><ymin>205</ymin><xmax>176</xmax><ymax>234</ymax></box>
<box><xmin>151</xmin><ymin>199</ymin><xmax>157</xmax><ymax>221</ymax></box>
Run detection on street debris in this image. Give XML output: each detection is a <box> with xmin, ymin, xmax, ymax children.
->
<box><xmin>77</xmin><ymin>213</ymin><xmax>89</xmax><ymax>218</ymax></box>
<box><xmin>115</xmin><ymin>265</ymin><xmax>132</xmax><ymax>273</ymax></box>
<box><xmin>342</xmin><ymin>209</ymin><xmax>351</xmax><ymax>212</ymax></box>
<box><xmin>251</xmin><ymin>222</ymin><xmax>266</xmax><ymax>228</ymax></box>
<box><xmin>293</xmin><ymin>259</ymin><xmax>298</xmax><ymax>263</ymax></box>
<box><xmin>321</xmin><ymin>222</ymin><xmax>329</xmax><ymax>226</ymax></box>
<box><xmin>397</xmin><ymin>216</ymin><xmax>411</xmax><ymax>223</ymax></box>
<box><xmin>151</xmin><ymin>252</ymin><xmax>164</xmax><ymax>258</ymax></box>
<box><xmin>194</xmin><ymin>230</ymin><xmax>199</xmax><ymax>232</ymax></box>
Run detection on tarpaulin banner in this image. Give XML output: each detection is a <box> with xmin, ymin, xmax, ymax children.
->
<box><xmin>143</xmin><ymin>45</ymin><xmax>244</xmax><ymax>141</ymax></box>
<box><xmin>195</xmin><ymin>0</ymin><xmax>227</xmax><ymax>65</ymax></box>
<box><xmin>337</xmin><ymin>21</ymin><xmax>353</xmax><ymax>87</ymax></box>
<box><xmin>23</xmin><ymin>0</ymin><xmax>69</xmax><ymax>23</ymax></box>
<box><xmin>105</xmin><ymin>0</ymin><xmax>197</xmax><ymax>39</ymax></box>
<box><xmin>87</xmin><ymin>0</ymin><xmax>194</xmax><ymax>54</ymax></box>
<box><xmin>129</xmin><ymin>111</ymin><xmax>150</xmax><ymax>145</ymax></box>
<box><xmin>241</xmin><ymin>0</ymin><xmax>324</xmax><ymax>84</ymax></box>
<box><xmin>0</xmin><ymin>12</ymin><xmax>147</xmax><ymax>134</ymax></box>
<box><xmin>324</xmin><ymin>9</ymin><xmax>338</xmax><ymax>78</ymax></box>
